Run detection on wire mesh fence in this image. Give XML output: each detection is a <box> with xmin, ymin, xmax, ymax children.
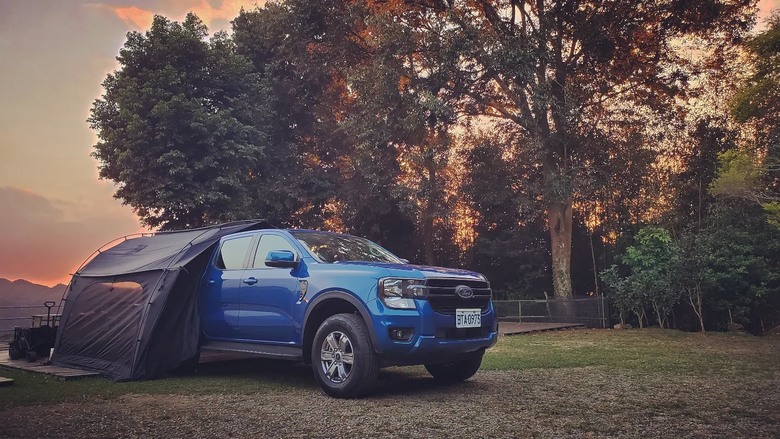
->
<box><xmin>494</xmin><ymin>297</ymin><xmax>610</xmax><ymax>328</ymax></box>
<box><xmin>0</xmin><ymin>304</ymin><xmax>60</xmax><ymax>341</ymax></box>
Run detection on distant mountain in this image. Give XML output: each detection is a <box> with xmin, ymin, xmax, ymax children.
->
<box><xmin>0</xmin><ymin>278</ymin><xmax>67</xmax><ymax>307</ymax></box>
<box><xmin>0</xmin><ymin>279</ymin><xmax>67</xmax><ymax>337</ymax></box>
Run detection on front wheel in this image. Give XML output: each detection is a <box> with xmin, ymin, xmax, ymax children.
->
<box><xmin>311</xmin><ymin>313</ymin><xmax>379</xmax><ymax>398</ymax></box>
<box><xmin>425</xmin><ymin>351</ymin><xmax>484</xmax><ymax>383</ymax></box>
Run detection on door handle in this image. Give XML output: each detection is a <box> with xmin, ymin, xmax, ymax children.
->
<box><xmin>243</xmin><ymin>277</ymin><xmax>258</xmax><ymax>285</ymax></box>
<box><xmin>208</xmin><ymin>279</ymin><xmax>215</xmax><ymax>285</ymax></box>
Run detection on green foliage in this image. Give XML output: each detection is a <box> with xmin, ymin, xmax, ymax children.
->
<box><xmin>601</xmin><ymin>227</ymin><xmax>681</xmax><ymax>327</ymax></box>
<box><xmin>460</xmin><ymin>132</ymin><xmax>551</xmax><ymax>296</ymax></box>
<box><xmin>232</xmin><ymin>1</ymin><xmax>439</xmax><ymax>258</ymax></box>
<box><xmin>85</xmin><ymin>3</ymin><xmax>778</xmax><ymax>330</ymax></box>
<box><xmin>600</xmin><ymin>265</ymin><xmax>633</xmax><ymax>324</ymax></box>
<box><xmin>731</xmin><ymin>12</ymin><xmax>780</xmax><ymax>124</ymax></box>
<box><xmin>89</xmin><ymin>14</ymin><xmax>272</xmax><ymax>229</ymax></box>
<box><xmin>728</xmin><ymin>11</ymin><xmax>780</xmax><ymax>224</ymax></box>
<box><xmin>710</xmin><ymin>149</ymin><xmax>766</xmax><ymax>201</ymax></box>
<box><xmin>231</xmin><ymin>1</ymin><xmax>359</xmax><ymax>229</ymax></box>
<box><xmin>764</xmin><ymin>201</ymin><xmax>780</xmax><ymax>229</ymax></box>
<box><xmin>355</xmin><ymin>0</ymin><xmax>755</xmax><ymax>297</ymax></box>
<box><xmin>678</xmin><ymin>201</ymin><xmax>779</xmax><ymax>329</ymax></box>
<box><xmin>670</xmin><ymin>118</ymin><xmax>737</xmax><ymax>229</ymax></box>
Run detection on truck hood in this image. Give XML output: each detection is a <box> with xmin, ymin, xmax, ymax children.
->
<box><xmin>333</xmin><ymin>261</ymin><xmax>484</xmax><ymax>281</ymax></box>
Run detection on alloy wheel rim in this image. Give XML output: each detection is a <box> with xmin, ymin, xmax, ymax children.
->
<box><xmin>320</xmin><ymin>330</ymin><xmax>354</xmax><ymax>383</ymax></box>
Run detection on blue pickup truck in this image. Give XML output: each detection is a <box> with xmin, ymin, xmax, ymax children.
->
<box><xmin>198</xmin><ymin>228</ymin><xmax>498</xmax><ymax>397</ymax></box>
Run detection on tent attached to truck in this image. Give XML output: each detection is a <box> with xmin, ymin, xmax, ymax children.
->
<box><xmin>51</xmin><ymin>220</ymin><xmax>269</xmax><ymax>380</ymax></box>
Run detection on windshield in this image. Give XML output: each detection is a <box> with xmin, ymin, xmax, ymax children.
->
<box><xmin>290</xmin><ymin>231</ymin><xmax>402</xmax><ymax>264</ymax></box>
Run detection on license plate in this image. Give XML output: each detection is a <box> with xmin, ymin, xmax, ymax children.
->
<box><xmin>455</xmin><ymin>308</ymin><xmax>481</xmax><ymax>328</ymax></box>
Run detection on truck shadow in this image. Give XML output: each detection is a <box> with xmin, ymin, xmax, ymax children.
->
<box><xmin>192</xmin><ymin>355</ymin><xmax>478</xmax><ymax>396</ymax></box>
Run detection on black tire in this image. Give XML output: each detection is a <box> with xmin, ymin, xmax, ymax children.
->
<box><xmin>311</xmin><ymin>313</ymin><xmax>379</xmax><ymax>398</ymax></box>
<box><xmin>8</xmin><ymin>347</ymin><xmax>21</xmax><ymax>360</ymax></box>
<box><xmin>26</xmin><ymin>350</ymin><xmax>38</xmax><ymax>363</ymax></box>
<box><xmin>424</xmin><ymin>350</ymin><xmax>484</xmax><ymax>383</ymax></box>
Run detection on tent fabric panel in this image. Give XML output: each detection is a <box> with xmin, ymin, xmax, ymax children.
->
<box><xmin>133</xmin><ymin>252</ymin><xmax>210</xmax><ymax>379</ymax></box>
<box><xmin>78</xmin><ymin>221</ymin><xmax>268</xmax><ymax>277</ymax></box>
<box><xmin>52</xmin><ymin>272</ymin><xmax>162</xmax><ymax>380</ymax></box>
<box><xmin>53</xmin><ymin>220</ymin><xmax>271</xmax><ymax>381</ymax></box>
<box><xmin>77</xmin><ymin>231</ymin><xmax>213</xmax><ymax>277</ymax></box>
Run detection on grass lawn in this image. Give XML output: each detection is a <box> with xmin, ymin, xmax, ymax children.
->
<box><xmin>1</xmin><ymin>329</ymin><xmax>778</xmax><ymax>438</ymax></box>
<box><xmin>485</xmin><ymin>328</ymin><xmax>778</xmax><ymax>376</ymax></box>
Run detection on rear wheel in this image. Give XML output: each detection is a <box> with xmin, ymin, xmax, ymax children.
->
<box><xmin>425</xmin><ymin>351</ymin><xmax>484</xmax><ymax>383</ymax></box>
<box><xmin>311</xmin><ymin>313</ymin><xmax>378</xmax><ymax>398</ymax></box>
<box><xmin>8</xmin><ymin>347</ymin><xmax>21</xmax><ymax>360</ymax></box>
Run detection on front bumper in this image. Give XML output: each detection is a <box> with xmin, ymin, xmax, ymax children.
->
<box><xmin>366</xmin><ymin>298</ymin><xmax>498</xmax><ymax>365</ymax></box>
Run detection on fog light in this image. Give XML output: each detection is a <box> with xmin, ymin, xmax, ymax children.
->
<box><xmin>389</xmin><ymin>327</ymin><xmax>414</xmax><ymax>341</ymax></box>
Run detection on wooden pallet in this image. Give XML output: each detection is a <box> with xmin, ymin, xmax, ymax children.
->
<box><xmin>0</xmin><ymin>350</ymin><xmax>100</xmax><ymax>381</ymax></box>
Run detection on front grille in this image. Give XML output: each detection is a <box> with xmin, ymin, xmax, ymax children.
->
<box><xmin>425</xmin><ymin>278</ymin><xmax>492</xmax><ymax>315</ymax></box>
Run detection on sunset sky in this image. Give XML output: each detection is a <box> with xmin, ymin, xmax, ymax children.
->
<box><xmin>0</xmin><ymin>0</ymin><xmax>778</xmax><ymax>287</ymax></box>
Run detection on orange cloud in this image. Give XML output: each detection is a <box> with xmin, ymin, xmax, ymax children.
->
<box><xmin>112</xmin><ymin>6</ymin><xmax>155</xmax><ymax>30</ymax></box>
<box><xmin>0</xmin><ymin>187</ymin><xmax>144</xmax><ymax>286</ymax></box>
<box><xmin>98</xmin><ymin>1</ymin><xmax>265</xmax><ymax>31</ymax></box>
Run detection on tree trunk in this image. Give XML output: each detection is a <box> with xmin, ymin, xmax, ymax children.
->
<box><xmin>634</xmin><ymin>310</ymin><xmax>644</xmax><ymax>329</ymax></box>
<box><xmin>549</xmin><ymin>201</ymin><xmax>573</xmax><ymax>298</ymax></box>
<box><xmin>423</xmin><ymin>210</ymin><xmax>435</xmax><ymax>265</ymax></box>
<box><xmin>652</xmin><ymin>301</ymin><xmax>664</xmax><ymax>328</ymax></box>
<box><xmin>688</xmin><ymin>286</ymin><xmax>705</xmax><ymax>332</ymax></box>
<box><xmin>422</xmin><ymin>150</ymin><xmax>436</xmax><ymax>266</ymax></box>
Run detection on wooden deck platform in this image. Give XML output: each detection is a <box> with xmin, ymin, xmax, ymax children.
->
<box><xmin>499</xmin><ymin>322</ymin><xmax>585</xmax><ymax>335</ymax></box>
<box><xmin>0</xmin><ymin>350</ymin><xmax>100</xmax><ymax>380</ymax></box>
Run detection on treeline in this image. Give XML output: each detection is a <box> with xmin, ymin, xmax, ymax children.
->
<box><xmin>89</xmin><ymin>1</ymin><xmax>779</xmax><ymax>332</ymax></box>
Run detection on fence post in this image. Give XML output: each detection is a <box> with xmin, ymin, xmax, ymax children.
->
<box><xmin>518</xmin><ymin>301</ymin><xmax>522</xmax><ymax>323</ymax></box>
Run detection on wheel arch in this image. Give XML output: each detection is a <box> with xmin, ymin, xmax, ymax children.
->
<box><xmin>302</xmin><ymin>290</ymin><xmax>378</xmax><ymax>364</ymax></box>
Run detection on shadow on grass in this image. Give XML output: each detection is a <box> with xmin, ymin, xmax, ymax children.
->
<box><xmin>188</xmin><ymin>357</ymin><xmax>317</xmax><ymax>390</ymax></box>
<box><xmin>190</xmin><ymin>356</ymin><xmax>468</xmax><ymax>397</ymax></box>
<box><xmin>372</xmin><ymin>368</ymin><xmax>478</xmax><ymax>398</ymax></box>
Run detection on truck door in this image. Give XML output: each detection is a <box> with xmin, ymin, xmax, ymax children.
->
<box><xmin>200</xmin><ymin>234</ymin><xmax>255</xmax><ymax>340</ymax></box>
<box><xmin>237</xmin><ymin>233</ymin><xmax>300</xmax><ymax>343</ymax></box>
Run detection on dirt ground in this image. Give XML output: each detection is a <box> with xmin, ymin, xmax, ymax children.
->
<box><xmin>2</xmin><ymin>363</ymin><xmax>778</xmax><ymax>438</ymax></box>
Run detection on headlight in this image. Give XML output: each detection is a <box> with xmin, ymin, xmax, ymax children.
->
<box><xmin>378</xmin><ymin>278</ymin><xmax>427</xmax><ymax>309</ymax></box>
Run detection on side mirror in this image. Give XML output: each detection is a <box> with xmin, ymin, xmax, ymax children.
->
<box><xmin>265</xmin><ymin>250</ymin><xmax>300</xmax><ymax>268</ymax></box>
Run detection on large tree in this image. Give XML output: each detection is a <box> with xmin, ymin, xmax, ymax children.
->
<box><xmin>358</xmin><ymin>0</ymin><xmax>755</xmax><ymax>297</ymax></box>
<box><xmin>89</xmin><ymin>14</ymin><xmax>272</xmax><ymax>230</ymax></box>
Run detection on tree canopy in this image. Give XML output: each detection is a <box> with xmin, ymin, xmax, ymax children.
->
<box><xmin>90</xmin><ymin>14</ymin><xmax>272</xmax><ymax>229</ymax></box>
<box><xmin>89</xmin><ymin>2</ymin><xmax>780</xmax><ymax>332</ymax></box>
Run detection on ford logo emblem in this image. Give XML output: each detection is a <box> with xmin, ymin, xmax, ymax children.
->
<box><xmin>455</xmin><ymin>285</ymin><xmax>474</xmax><ymax>299</ymax></box>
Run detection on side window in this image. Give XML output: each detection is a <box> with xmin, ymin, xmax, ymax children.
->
<box><xmin>252</xmin><ymin>234</ymin><xmax>298</xmax><ymax>268</ymax></box>
<box><xmin>215</xmin><ymin>236</ymin><xmax>254</xmax><ymax>270</ymax></box>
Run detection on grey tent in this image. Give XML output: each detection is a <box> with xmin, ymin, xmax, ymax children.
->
<box><xmin>51</xmin><ymin>220</ymin><xmax>269</xmax><ymax>380</ymax></box>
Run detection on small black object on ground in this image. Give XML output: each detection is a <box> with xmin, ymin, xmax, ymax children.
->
<box><xmin>8</xmin><ymin>301</ymin><xmax>58</xmax><ymax>363</ymax></box>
